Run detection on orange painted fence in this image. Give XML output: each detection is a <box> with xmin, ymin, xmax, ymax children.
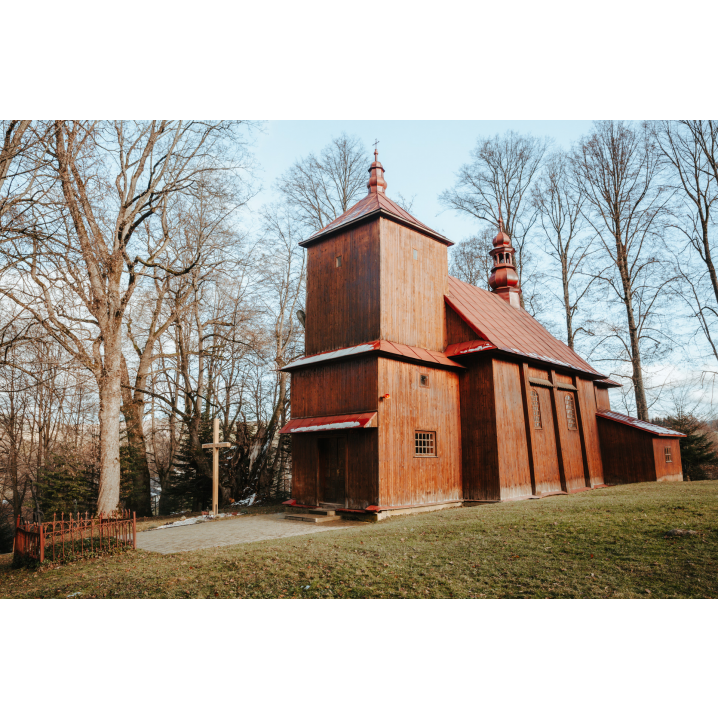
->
<box><xmin>14</xmin><ymin>511</ymin><xmax>136</xmax><ymax>563</ymax></box>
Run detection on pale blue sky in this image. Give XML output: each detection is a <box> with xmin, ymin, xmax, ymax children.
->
<box><xmin>252</xmin><ymin>120</ymin><xmax>595</xmax><ymax>242</ymax></box>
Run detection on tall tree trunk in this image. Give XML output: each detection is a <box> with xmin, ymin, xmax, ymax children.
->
<box><xmin>97</xmin><ymin>345</ymin><xmax>122</xmax><ymax>514</ymax></box>
<box><xmin>120</xmin><ymin>359</ymin><xmax>152</xmax><ymax>516</ymax></box>
<box><xmin>560</xmin><ymin>249</ymin><xmax>573</xmax><ymax>350</ymax></box>
<box><xmin>616</xmin><ymin>238</ymin><xmax>649</xmax><ymax>420</ymax></box>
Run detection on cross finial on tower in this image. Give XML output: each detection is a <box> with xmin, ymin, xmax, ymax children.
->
<box><xmin>367</xmin><ymin>141</ymin><xmax>387</xmax><ymax>194</ymax></box>
<box><xmin>498</xmin><ymin>203</ymin><xmax>504</xmax><ymax>232</ymax></box>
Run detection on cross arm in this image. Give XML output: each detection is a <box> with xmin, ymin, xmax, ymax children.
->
<box><xmin>202</xmin><ymin>442</ymin><xmax>232</xmax><ymax>449</ymax></box>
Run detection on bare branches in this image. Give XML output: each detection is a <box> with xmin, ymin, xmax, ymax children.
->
<box><xmin>276</xmin><ymin>133</ymin><xmax>368</xmax><ymax>233</ymax></box>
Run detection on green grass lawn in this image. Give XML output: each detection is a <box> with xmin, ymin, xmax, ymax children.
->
<box><xmin>1</xmin><ymin>481</ymin><xmax>716</xmax><ymax>599</ymax></box>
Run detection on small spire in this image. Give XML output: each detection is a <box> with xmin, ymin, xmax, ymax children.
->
<box><xmin>488</xmin><ymin>206</ymin><xmax>522</xmax><ymax>309</ymax></box>
<box><xmin>367</xmin><ymin>147</ymin><xmax>387</xmax><ymax>194</ymax></box>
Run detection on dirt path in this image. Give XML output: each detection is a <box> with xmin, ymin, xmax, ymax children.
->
<box><xmin>136</xmin><ymin>513</ymin><xmax>355</xmax><ymax>554</ymax></box>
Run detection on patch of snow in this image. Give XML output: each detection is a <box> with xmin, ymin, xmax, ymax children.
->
<box><xmin>231</xmin><ymin>494</ymin><xmax>256</xmax><ymax>507</ymax></box>
<box><xmin>283</xmin><ymin>344</ymin><xmax>377</xmax><ymax>370</ymax></box>
<box><xmin>66</xmin><ymin>592</ymin><xmax>82</xmax><ymax>598</ymax></box>
<box><xmin>154</xmin><ymin>513</ymin><xmax>234</xmax><ymax>530</ymax></box>
<box><xmin>290</xmin><ymin>421</ymin><xmax>361</xmax><ymax>433</ymax></box>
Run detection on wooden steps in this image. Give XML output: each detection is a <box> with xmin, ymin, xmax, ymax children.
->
<box><xmin>284</xmin><ymin>509</ymin><xmax>341</xmax><ymax>523</ymax></box>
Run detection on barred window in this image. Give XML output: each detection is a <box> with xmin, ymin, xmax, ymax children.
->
<box><xmin>531</xmin><ymin>390</ymin><xmax>543</xmax><ymax>430</ymax></box>
<box><xmin>565</xmin><ymin>394</ymin><xmax>578</xmax><ymax>430</ymax></box>
<box><xmin>415</xmin><ymin>431</ymin><xmax>436</xmax><ymax>457</ymax></box>
<box><xmin>665</xmin><ymin>446</ymin><xmax>673</xmax><ymax>463</ymax></box>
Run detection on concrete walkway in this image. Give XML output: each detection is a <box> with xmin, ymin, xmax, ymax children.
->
<box><xmin>136</xmin><ymin>513</ymin><xmax>354</xmax><ymax>555</ymax></box>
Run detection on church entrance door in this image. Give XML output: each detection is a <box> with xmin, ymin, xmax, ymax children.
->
<box><xmin>317</xmin><ymin>435</ymin><xmax>347</xmax><ymax>507</ymax></box>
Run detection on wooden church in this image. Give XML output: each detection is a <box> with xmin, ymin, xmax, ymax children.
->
<box><xmin>280</xmin><ymin>151</ymin><xmax>685</xmax><ymax>519</ymax></box>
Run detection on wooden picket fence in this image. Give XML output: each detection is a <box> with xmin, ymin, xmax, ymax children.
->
<box><xmin>14</xmin><ymin>511</ymin><xmax>136</xmax><ymax>564</ymax></box>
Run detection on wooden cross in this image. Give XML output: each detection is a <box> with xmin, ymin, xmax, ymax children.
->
<box><xmin>202</xmin><ymin>418</ymin><xmax>231</xmax><ymax>516</ymax></box>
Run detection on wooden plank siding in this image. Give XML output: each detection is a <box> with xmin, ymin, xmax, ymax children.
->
<box><xmin>577</xmin><ymin>378</ymin><xmax>604</xmax><ymax>485</ymax></box>
<box><xmin>597</xmin><ymin>418</ymin><xmax>657</xmax><ymax>484</ymax></box>
<box><xmin>527</xmin><ymin>383</ymin><xmax>562</xmax><ymax>495</ymax></box>
<box><xmin>595</xmin><ymin>386</ymin><xmax>611</xmax><ymax>412</ymax></box>
<box><xmin>652</xmin><ymin>437</ymin><xmax>684</xmax><ymax>482</ymax></box>
<box><xmin>377</xmin><ymin>358</ymin><xmax>462</xmax><ymax>507</ymax></box>
<box><xmin>493</xmin><ymin>359</ymin><xmax>533</xmax><ymax>499</ymax></box>
<box><xmin>290</xmin><ymin>357</ymin><xmax>378</xmax><ymax>419</ymax></box>
<box><xmin>290</xmin><ymin>432</ymin><xmax>379</xmax><ymax>510</ymax></box>
<box><xmin>379</xmin><ymin>218</ymin><xmax>448</xmax><ymax>352</ymax></box>
<box><xmin>446</xmin><ymin>305</ymin><xmax>481</xmax><ymax>345</ymax></box>
<box><xmin>458</xmin><ymin>356</ymin><xmax>500</xmax><ymax>501</ymax></box>
<box><xmin>305</xmin><ymin>220</ymin><xmax>381</xmax><ymax>356</ymax></box>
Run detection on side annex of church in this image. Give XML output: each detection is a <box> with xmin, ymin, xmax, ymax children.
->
<box><xmin>280</xmin><ymin>152</ymin><xmax>685</xmax><ymax>520</ymax></box>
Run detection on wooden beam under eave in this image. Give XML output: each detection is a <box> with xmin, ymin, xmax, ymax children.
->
<box><xmin>519</xmin><ymin>362</ymin><xmax>537</xmax><ymax>496</ymax></box>
<box><xmin>549</xmin><ymin>369</ymin><xmax>568</xmax><ymax>493</ymax></box>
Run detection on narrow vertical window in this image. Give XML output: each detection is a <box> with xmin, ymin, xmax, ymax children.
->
<box><xmin>419</xmin><ymin>374</ymin><xmax>429</xmax><ymax>388</ymax></box>
<box><xmin>335</xmin><ymin>255</ymin><xmax>342</xmax><ymax>268</ymax></box>
<box><xmin>414</xmin><ymin>431</ymin><xmax>436</xmax><ymax>457</ymax></box>
<box><xmin>665</xmin><ymin>446</ymin><xmax>673</xmax><ymax>463</ymax></box>
<box><xmin>413</xmin><ymin>248</ymin><xmax>418</xmax><ymax>260</ymax></box>
<box><xmin>565</xmin><ymin>394</ymin><xmax>578</xmax><ymax>430</ymax></box>
<box><xmin>531</xmin><ymin>390</ymin><xmax>542</xmax><ymax>430</ymax></box>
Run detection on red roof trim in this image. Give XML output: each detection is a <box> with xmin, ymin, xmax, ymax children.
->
<box><xmin>282</xmin><ymin>340</ymin><xmax>463</xmax><ymax>371</ymax></box>
<box><xmin>299</xmin><ymin>192</ymin><xmax>453</xmax><ymax>247</ymax></box>
<box><xmin>445</xmin><ymin>340</ymin><xmax>496</xmax><ymax>357</ymax></box>
<box><xmin>596</xmin><ymin>411</ymin><xmax>686</xmax><ymax>438</ymax></box>
<box><xmin>280</xmin><ymin>412</ymin><xmax>378</xmax><ymax>435</ymax></box>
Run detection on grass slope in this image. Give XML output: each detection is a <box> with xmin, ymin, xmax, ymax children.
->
<box><xmin>1</xmin><ymin>482</ymin><xmax>716</xmax><ymax>599</ymax></box>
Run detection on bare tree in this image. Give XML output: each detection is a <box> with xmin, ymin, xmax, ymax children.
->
<box><xmin>0</xmin><ymin>120</ymin><xmax>256</xmax><ymax>513</ymax></box>
<box><xmin>655</xmin><ymin>121</ymin><xmax>718</xmax><ymax>369</ymax></box>
<box><xmin>440</xmin><ymin>131</ymin><xmax>551</xmax><ymax>309</ymax></box>
<box><xmin>448</xmin><ymin>228</ymin><xmax>494</xmax><ymax>289</ymax></box>
<box><xmin>276</xmin><ymin>133</ymin><xmax>368</xmax><ymax>233</ymax></box>
<box><xmin>573</xmin><ymin>121</ymin><xmax>672</xmax><ymax>420</ymax></box>
<box><xmin>532</xmin><ymin>150</ymin><xmax>596</xmax><ymax>349</ymax></box>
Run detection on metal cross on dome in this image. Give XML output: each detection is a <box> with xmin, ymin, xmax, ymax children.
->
<box><xmin>373</xmin><ymin>138</ymin><xmax>380</xmax><ymax>153</ymax></box>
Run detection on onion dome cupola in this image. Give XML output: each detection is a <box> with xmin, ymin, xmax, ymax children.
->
<box><xmin>488</xmin><ymin>210</ymin><xmax>522</xmax><ymax>309</ymax></box>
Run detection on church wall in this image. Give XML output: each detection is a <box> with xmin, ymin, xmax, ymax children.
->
<box><xmin>379</xmin><ymin>218</ymin><xmax>448</xmax><ymax>352</ymax></box>
<box><xmin>595</xmin><ymin>386</ymin><xmax>611</xmax><ymax>412</ymax></box>
<box><xmin>554</xmin><ymin>386</ymin><xmax>587</xmax><ymax>492</ymax></box>
<box><xmin>377</xmin><ymin>358</ymin><xmax>462</xmax><ymax>507</ymax></box>
<box><xmin>528</xmin><ymin>384</ymin><xmax>563</xmax><ymax>495</ymax></box>
<box><xmin>290</xmin><ymin>357</ymin><xmax>379</xmax><ymax>419</ymax></box>
<box><xmin>492</xmin><ymin>359</ymin><xmax>533</xmax><ymax>499</ymax></box>
<box><xmin>305</xmin><ymin>220</ymin><xmax>381</xmax><ymax>356</ymax></box>
<box><xmin>653</xmin><ymin>437</ymin><xmax>684</xmax><ymax>483</ymax></box>
<box><xmin>577</xmin><ymin>377</ymin><xmax>604</xmax><ymax>485</ymax></box>
<box><xmin>459</xmin><ymin>356</ymin><xmax>500</xmax><ymax>501</ymax></box>
<box><xmin>446</xmin><ymin>305</ymin><xmax>481</xmax><ymax>345</ymax></box>
<box><xmin>597</xmin><ymin>419</ymin><xmax>656</xmax><ymax>484</ymax></box>
<box><xmin>289</xmin><ymin>431</ymin><xmax>379</xmax><ymax>509</ymax></box>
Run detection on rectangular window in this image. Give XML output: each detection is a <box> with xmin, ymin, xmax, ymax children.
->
<box><xmin>665</xmin><ymin>446</ymin><xmax>673</xmax><ymax>463</ymax></box>
<box><xmin>335</xmin><ymin>255</ymin><xmax>342</xmax><ymax>268</ymax></box>
<box><xmin>414</xmin><ymin>431</ymin><xmax>436</xmax><ymax>457</ymax></box>
<box><xmin>413</xmin><ymin>248</ymin><xmax>418</xmax><ymax>260</ymax></box>
<box><xmin>419</xmin><ymin>374</ymin><xmax>430</xmax><ymax>388</ymax></box>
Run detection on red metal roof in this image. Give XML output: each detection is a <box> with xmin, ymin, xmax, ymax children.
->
<box><xmin>596</xmin><ymin>411</ymin><xmax>686</xmax><ymax>437</ymax></box>
<box><xmin>445</xmin><ymin>340</ymin><xmax>496</xmax><ymax>357</ymax></box>
<box><xmin>282</xmin><ymin>340</ymin><xmax>463</xmax><ymax>372</ymax></box>
<box><xmin>300</xmin><ymin>191</ymin><xmax>452</xmax><ymax>247</ymax></box>
<box><xmin>445</xmin><ymin>276</ymin><xmax>604</xmax><ymax>377</ymax></box>
<box><xmin>280</xmin><ymin>412</ymin><xmax>378</xmax><ymax>435</ymax></box>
